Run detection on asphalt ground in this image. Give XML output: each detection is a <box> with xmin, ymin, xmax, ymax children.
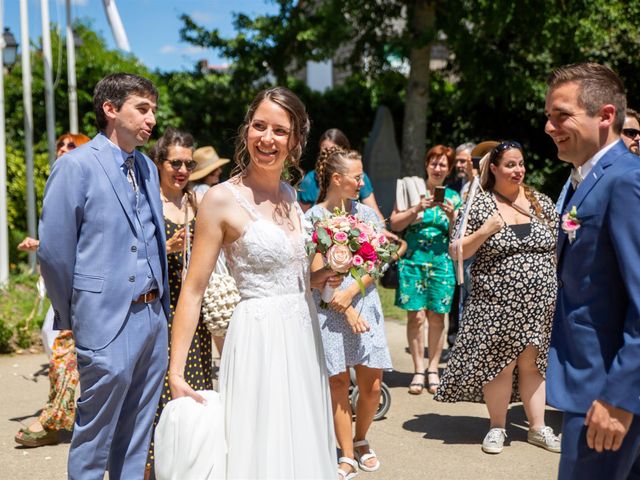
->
<box><xmin>1</xmin><ymin>319</ymin><xmax>560</xmax><ymax>480</ymax></box>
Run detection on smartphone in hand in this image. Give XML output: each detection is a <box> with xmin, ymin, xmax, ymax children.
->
<box><xmin>433</xmin><ymin>186</ymin><xmax>446</xmax><ymax>203</ymax></box>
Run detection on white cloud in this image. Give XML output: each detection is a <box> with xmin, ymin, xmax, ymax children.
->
<box><xmin>189</xmin><ymin>10</ymin><xmax>215</xmax><ymax>24</ymax></box>
<box><xmin>159</xmin><ymin>45</ymin><xmax>177</xmax><ymax>54</ymax></box>
<box><xmin>184</xmin><ymin>45</ymin><xmax>206</xmax><ymax>55</ymax></box>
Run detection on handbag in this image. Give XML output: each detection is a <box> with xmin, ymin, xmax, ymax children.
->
<box><xmin>379</xmin><ymin>238</ymin><xmax>407</xmax><ymax>289</ymax></box>
<box><xmin>200</xmin><ymin>251</ymin><xmax>241</xmax><ymax>337</ymax></box>
<box><xmin>380</xmin><ymin>261</ymin><xmax>399</xmax><ymax>289</ymax></box>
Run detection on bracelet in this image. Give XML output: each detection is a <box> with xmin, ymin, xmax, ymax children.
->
<box><xmin>168</xmin><ymin>371</ymin><xmax>184</xmax><ymax>378</ymax></box>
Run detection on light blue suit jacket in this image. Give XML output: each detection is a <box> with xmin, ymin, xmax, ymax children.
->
<box><xmin>37</xmin><ymin>134</ymin><xmax>170</xmax><ymax>350</ymax></box>
<box><xmin>547</xmin><ymin>140</ymin><xmax>640</xmax><ymax>416</ymax></box>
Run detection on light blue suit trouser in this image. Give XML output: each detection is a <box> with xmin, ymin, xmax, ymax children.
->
<box><xmin>68</xmin><ymin>300</ymin><xmax>167</xmax><ymax>480</ymax></box>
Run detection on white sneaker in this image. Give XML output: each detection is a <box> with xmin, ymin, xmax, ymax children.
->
<box><xmin>528</xmin><ymin>426</ymin><xmax>561</xmax><ymax>453</ymax></box>
<box><xmin>482</xmin><ymin>427</ymin><xmax>507</xmax><ymax>454</ymax></box>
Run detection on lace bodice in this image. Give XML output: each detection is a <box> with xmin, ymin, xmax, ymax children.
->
<box><xmin>221</xmin><ymin>181</ymin><xmax>310</xmax><ymax>299</ymax></box>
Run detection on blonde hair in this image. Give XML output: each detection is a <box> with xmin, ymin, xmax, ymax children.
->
<box><xmin>315</xmin><ymin>147</ymin><xmax>362</xmax><ymax>203</ymax></box>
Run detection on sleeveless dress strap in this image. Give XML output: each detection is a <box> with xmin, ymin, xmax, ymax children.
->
<box><xmin>222</xmin><ymin>181</ymin><xmax>259</xmax><ymax>220</ymax></box>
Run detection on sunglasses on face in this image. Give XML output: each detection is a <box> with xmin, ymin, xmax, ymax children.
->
<box><xmin>166</xmin><ymin>159</ymin><xmax>198</xmax><ymax>172</ymax></box>
<box><xmin>622</xmin><ymin>128</ymin><xmax>640</xmax><ymax>139</ymax></box>
<box><xmin>57</xmin><ymin>141</ymin><xmax>76</xmax><ymax>150</ymax></box>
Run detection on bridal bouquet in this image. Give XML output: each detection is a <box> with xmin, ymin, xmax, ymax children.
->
<box><xmin>306</xmin><ymin>206</ymin><xmax>398</xmax><ymax>307</ymax></box>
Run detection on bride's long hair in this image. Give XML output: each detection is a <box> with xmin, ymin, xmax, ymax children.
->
<box><xmin>233</xmin><ymin>87</ymin><xmax>310</xmax><ymax>186</ymax></box>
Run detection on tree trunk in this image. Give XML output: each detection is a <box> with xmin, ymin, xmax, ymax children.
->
<box><xmin>401</xmin><ymin>0</ymin><xmax>435</xmax><ymax>177</ymax></box>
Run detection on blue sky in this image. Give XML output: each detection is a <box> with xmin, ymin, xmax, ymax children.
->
<box><xmin>4</xmin><ymin>0</ymin><xmax>278</xmax><ymax>72</ymax></box>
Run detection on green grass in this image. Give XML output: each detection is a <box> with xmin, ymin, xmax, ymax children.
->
<box><xmin>377</xmin><ymin>282</ymin><xmax>406</xmax><ymax>323</ymax></box>
<box><xmin>0</xmin><ymin>265</ymin><xmax>50</xmax><ymax>353</ymax></box>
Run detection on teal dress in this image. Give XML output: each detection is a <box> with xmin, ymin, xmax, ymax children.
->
<box><xmin>395</xmin><ymin>188</ymin><xmax>461</xmax><ymax>313</ymax></box>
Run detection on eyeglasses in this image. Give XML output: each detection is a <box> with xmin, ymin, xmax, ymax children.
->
<box><xmin>166</xmin><ymin>159</ymin><xmax>198</xmax><ymax>172</ymax></box>
<box><xmin>622</xmin><ymin>128</ymin><xmax>640</xmax><ymax>139</ymax></box>
<box><xmin>341</xmin><ymin>173</ymin><xmax>364</xmax><ymax>183</ymax></box>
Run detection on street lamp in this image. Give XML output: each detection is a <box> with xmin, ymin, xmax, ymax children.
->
<box><xmin>2</xmin><ymin>27</ymin><xmax>17</xmax><ymax>68</ymax></box>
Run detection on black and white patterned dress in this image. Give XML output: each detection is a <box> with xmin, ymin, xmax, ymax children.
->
<box><xmin>435</xmin><ymin>190</ymin><xmax>558</xmax><ymax>403</ymax></box>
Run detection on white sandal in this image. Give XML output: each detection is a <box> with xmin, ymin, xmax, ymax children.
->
<box><xmin>353</xmin><ymin>439</ymin><xmax>381</xmax><ymax>472</ymax></box>
<box><xmin>337</xmin><ymin>456</ymin><xmax>358</xmax><ymax>480</ymax></box>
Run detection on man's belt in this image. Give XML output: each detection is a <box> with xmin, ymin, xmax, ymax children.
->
<box><xmin>132</xmin><ymin>289</ymin><xmax>159</xmax><ymax>304</ymax></box>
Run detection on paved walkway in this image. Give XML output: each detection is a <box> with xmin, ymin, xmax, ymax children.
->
<box><xmin>1</xmin><ymin>319</ymin><xmax>560</xmax><ymax>479</ymax></box>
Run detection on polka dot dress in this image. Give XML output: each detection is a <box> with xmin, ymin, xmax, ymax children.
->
<box><xmin>146</xmin><ymin>217</ymin><xmax>213</xmax><ymax>471</ymax></box>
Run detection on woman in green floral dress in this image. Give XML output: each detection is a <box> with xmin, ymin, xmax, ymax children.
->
<box><xmin>390</xmin><ymin>145</ymin><xmax>461</xmax><ymax>394</ymax></box>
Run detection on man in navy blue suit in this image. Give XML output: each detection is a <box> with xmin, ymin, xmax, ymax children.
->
<box><xmin>545</xmin><ymin>63</ymin><xmax>640</xmax><ymax>479</ymax></box>
<box><xmin>38</xmin><ymin>74</ymin><xmax>170</xmax><ymax>479</ymax></box>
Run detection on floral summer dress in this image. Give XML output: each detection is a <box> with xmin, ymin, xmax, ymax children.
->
<box><xmin>395</xmin><ymin>187</ymin><xmax>461</xmax><ymax>313</ymax></box>
<box><xmin>435</xmin><ymin>190</ymin><xmax>558</xmax><ymax>403</ymax></box>
<box><xmin>306</xmin><ymin>203</ymin><xmax>393</xmax><ymax>377</ymax></box>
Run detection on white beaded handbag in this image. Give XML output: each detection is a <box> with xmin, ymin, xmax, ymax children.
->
<box><xmin>200</xmin><ymin>251</ymin><xmax>240</xmax><ymax>337</ymax></box>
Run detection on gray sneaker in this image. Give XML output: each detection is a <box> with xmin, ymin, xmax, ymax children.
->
<box><xmin>528</xmin><ymin>426</ymin><xmax>561</xmax><ymax>453</ymax></box>
<box><xmin>482</xmin><ymin>428</ymin><xmax>507</xmax><ymax>454</ymax></box>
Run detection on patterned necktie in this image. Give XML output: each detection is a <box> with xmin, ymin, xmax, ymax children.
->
<box><xmin>125</xmin><ymin>155</ymin><xmax>138</xmax><ymax>193</ymax></box>
<box><xmin>570</xmin><ymin>168</ymin><xmax>583</xmax><ymax>189</ymax></box>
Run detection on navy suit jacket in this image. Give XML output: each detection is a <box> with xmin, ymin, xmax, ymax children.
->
<box><xmin>37</xmin><ymin>134</ymin><xmax>170</xmax><ymax>350</ymax></box>
<box><xmin>547</xmin><ymin>140</ymin><xmax>640</xmax><ymax>416</ymax></box>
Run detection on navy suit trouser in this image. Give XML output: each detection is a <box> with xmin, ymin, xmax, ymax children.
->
<box><xmin>559</xmin><ymin>412</ymin><xmax>640</xmax><ymax>480</ymax></box>
<box><xmin>68</xmin><ymin>300</ymin><xmax>167</xmax><ymax>480</ymax></box>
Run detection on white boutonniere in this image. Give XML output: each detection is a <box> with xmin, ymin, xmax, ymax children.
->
<box><xmin>561</xmin><ymin>206</ymin><xmax>581</xmax><ymax>244</ymax></box>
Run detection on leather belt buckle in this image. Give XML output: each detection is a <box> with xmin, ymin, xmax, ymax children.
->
<box><xmin>133</xmin><ymin>289</ymin><xmax>158</xmax><ymax>304</ymax></box>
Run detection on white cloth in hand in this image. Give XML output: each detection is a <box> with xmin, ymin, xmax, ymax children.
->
<box><xmin>154</xmin><ymin>390</ymin><xmax>226</xmax><ymax>480</ymax></box>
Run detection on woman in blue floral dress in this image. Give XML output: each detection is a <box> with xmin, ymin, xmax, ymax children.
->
<box><xmin>307</xmin><ymin>147</ymin><xmax>392</xmax><ymax>479</ymax></box>
<box><xmin>390</xmin><ymin>145</ymin><xmax>461</xmax><ymax>395</ymax></box>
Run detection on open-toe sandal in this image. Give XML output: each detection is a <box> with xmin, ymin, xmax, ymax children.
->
<box><xmin>426</xmin><ymin>371</ymin><xmax>440</xmax><ymax>394</ymax></box>
<box><xmin>14</xmin><ymin>427</ymin><xmax>59</xmax><ymax>447</ymax></box>
<box><xmin>408</xmin><ymin>372</ymin><xmax>425</xmax><ymax>395</ymax></box>
<box><xmin>337</xmin><ymin>457</ymin><xmax>358</xmax><ymax>479</ymax></box>
<box><xmin>353</xmin><ymin>439</ymin><xmax>380</xmax><ymax>472</ymax></box>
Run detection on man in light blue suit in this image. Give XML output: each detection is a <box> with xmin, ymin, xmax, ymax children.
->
<box><xmin>38</xmin><ymin>73</ymin><xmax>170</xmax><ymax>480</ymax></box>
<box><xmin>544</xmin><ymin>63</ymin><xmax>640</xmax><ymax>479</ymax></box>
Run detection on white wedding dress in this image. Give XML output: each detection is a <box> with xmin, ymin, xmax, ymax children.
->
<box><xmin>217</xmin><ymin>181</ymin><xmax>336</xmax><ymax>479</ymax></box>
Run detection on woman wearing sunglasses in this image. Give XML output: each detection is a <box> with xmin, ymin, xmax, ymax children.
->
<box><xmin>621</xmin><ymin>108</ymin><xmax>640</xmax><ymax>155</ymax></box>
<box><xmin>435</xmin><ymin>141</ymin><xmax>561</xmax><ymax>455</ymax></box>
<box><xmin>146</xmin><ymin>127</ymin><xmax>212</xmax><ymax>477</ymax></box>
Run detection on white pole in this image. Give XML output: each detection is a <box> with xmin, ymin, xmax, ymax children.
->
<box><xmin>41</xmin><ymin>0</ymin><xmax>56</xmax><ymax>166</ymax></box>
<box><xmin>0</xmin><ymin>0</ymin><xmax>9</xmax><ymax>287</ymax></box>
<box><xmin>66</xmin><ymin>0</ymin><xmax>78</xmax><ymax>133</ymax></box>
<box><xmin>20</xmin><ymin>0</ymin><xmax>36</xmax><ymax>272</ymax></box>
<box><xmin>102</xmin><ymin>0</ymin><xmax>131</xmax><ymax>51</ymax></box>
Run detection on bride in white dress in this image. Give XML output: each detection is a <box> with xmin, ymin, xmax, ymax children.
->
<box><xmin>168</xmin><ymin>87</ymin><xmax>338</xmax><ymax>479</ymax></box>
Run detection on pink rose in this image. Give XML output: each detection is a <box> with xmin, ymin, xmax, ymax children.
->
<box><xmin>352</xmin><ymin>255</ymin><xmax>364</xmax><ymax>266</ymax></box>
<box><xmin>365</xmin><ymin>261</ymin><xmax>375</xmax><ymax>272</ymax></box>
<box><xmin>377</xmin><ymin>234</ymin><xmax>387</xmax><ymax>245</ymax></box>
<box><xmin>327</xmin><ymin>245</ymin><xmax>353</xmax><ymax>273</ymax></box>
<box><xmin>312</xmin><ymin>231</ymin><xmax>319</xmax><ymax>243</ymax></box>
<box><xmin>358</xmin><ymin>232</ymin><xmax>369</xmax><ymax>244</ymax></box>
<box><xmin>333</xmin><ymin>231</ymin><xmax>349</xmax><ymax>244</ymax></box>
<box><xmin>356</xmin><ymin>242</ymin><xmax>377</xmax><ymax>262</ymax></box>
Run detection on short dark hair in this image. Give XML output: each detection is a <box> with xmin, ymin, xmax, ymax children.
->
<box><xmin>547</xmin><ymin>62</ymin><xmax>626</xmax><ymax>133</ymax></box>
<box><xmin>93</xmin><ymin>73</ymin><xmax>158</xmax><ymax>130</ymax></box>
<box><xmin>319</xmin><ymin>128</ymin><xmax>351</xmax><ymax>149</ymax></box>
<box><xmin>626</xmin><ymin>108</ymin><xmax>640</xmax><ymax>124</ymax></box>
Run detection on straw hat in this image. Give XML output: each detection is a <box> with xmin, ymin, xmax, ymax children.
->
<box><xmin>190</xmin><ymin>146</ymin><xmax>231</xmax><ymax>181</ymax></box>
<box><xmin>470</xmin><ymin>140</ymin><xmax>499</xmax><ymax>159</ymax></box>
